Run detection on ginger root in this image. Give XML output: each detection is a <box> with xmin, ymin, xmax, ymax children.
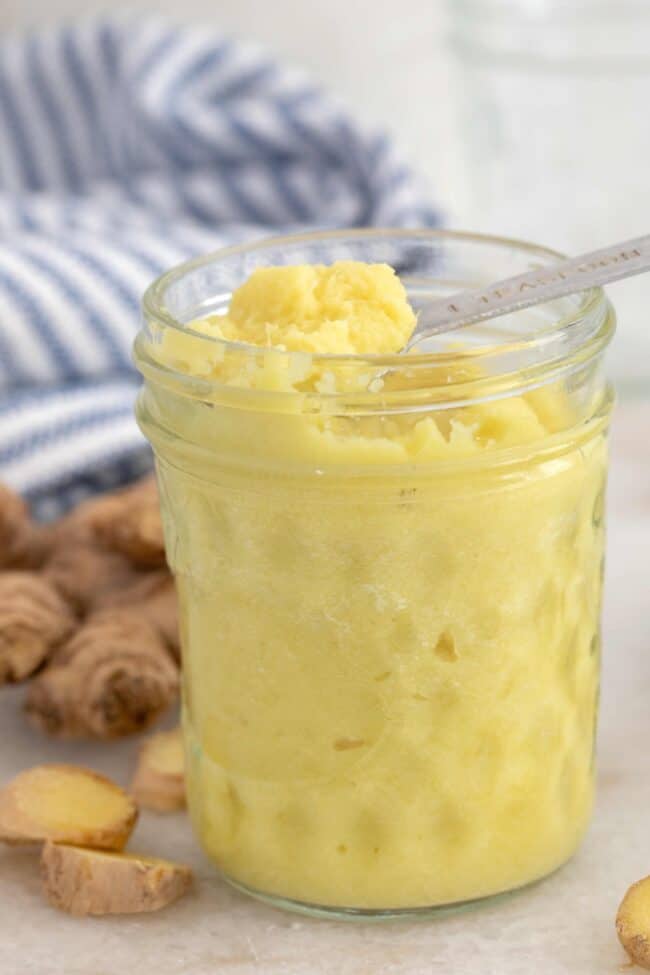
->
<box><xmin>25</xmin><ymin>611</ymin><xmax>179</xmax><ymax>739</ymax></box>
<box><xmin>0</xmin><ymin>475</ymin><xmax>180</xmax><ymax>740</ymax></box>
<box><xmin>0</xmin><ymin>484</ymin><xmax>50</xmax><ymax>569</ymax></box>
<box><xmin>83</xmin><ymin>477</ymin><xmax>166</xmax><ymax>568</ymax></box>
<box><xmin>0</xmin><ymin>765</ymin><xmax>137</xmax><ymax>850</ymax></box>
<box><xmin>44</xmin><ymin>540</ymin><xmax>138</xmax><ymax>615</ymax></box>
<box><xmin>97</xmin><ymin>570</ymin><xmax>180</xmax><ymax>659</ymax></box>
<box><xmin>0</xmin><ymin>573</ymin><xmax>76</xmax><ymax>685</ymax></box>
<box><xmin>41</xmin><ymin>842</ymin><xmax>192</xmax><ymax>916</ymax></box>
<box><xmin>130</xmin><ymin>727</ymin><xmax>186</xmax><ymax>812</ymax></box>
<box><xmin>616</xmin><ymin>875</ymin><xmax>650</xmax><ymax>969</ymax></box>
<box><xmin>42</xmin><ymin>475</ymin><xmax>165</xmax><ymax>612</ymax></box>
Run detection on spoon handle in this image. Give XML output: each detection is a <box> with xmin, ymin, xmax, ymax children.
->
<box><xmin>412</xmin><ymin>233</ymin><xmax>650</xmax><ymax>343</ymax></box>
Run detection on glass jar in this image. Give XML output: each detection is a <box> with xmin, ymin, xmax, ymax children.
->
<box><xmin>449</xmin><ymin>0</ymin><xmax>650</xmax><ymax>388</ymax></box>
<box><xmin>134</xmin><ymin>229</ymin><xmax>614</xmax><ymax>918</ymax></box>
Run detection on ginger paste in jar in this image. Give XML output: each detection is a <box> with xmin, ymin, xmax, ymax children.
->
<box><xmin>141</xmin><ymin>258</ymin><xmax>609</xmax><ymax>911</ymax></box>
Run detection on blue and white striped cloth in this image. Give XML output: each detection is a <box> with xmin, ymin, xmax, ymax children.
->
<box><xmin>0</xmin><ymin>16</ymin><xmax>439</xmax><ymax>517</ymax></box>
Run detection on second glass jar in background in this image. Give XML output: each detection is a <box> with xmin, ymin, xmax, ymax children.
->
<box><xmin>449</xmin><ymin>0</ymin><xmax>650</xmax><ymax>388</ymax></box>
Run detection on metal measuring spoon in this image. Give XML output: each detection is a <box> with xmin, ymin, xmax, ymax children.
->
<box><xmin>405</xmin><ymin>233</ymin><xmax>650</xmax><ymax>349</ymax></box>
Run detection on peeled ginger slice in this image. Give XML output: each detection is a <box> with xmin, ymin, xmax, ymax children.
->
<box><xmin>0</xmin><ymin>764</ymin><xmax>137</xmax><ymax>850</ymax></box>
<box><xmin>130</xmin><ymin>727</ymin><xmax>186</xmax><ymax>812</ymax></box>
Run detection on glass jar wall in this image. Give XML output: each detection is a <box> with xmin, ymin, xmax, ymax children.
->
<box><xmin>135</xmin><ymin>230</ymin><xmax>615</xmax><ymax>917</ymax></box>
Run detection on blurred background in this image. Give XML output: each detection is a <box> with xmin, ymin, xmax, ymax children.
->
<box><xmin>2</xmin><ymin>0</ymin><xmax>649</xmax><ymax>387</ymax></box>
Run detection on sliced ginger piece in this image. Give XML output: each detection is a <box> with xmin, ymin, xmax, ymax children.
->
<box><xmin>0</xmin><ymin>765</ymin><xmax>137</xmax><ymax>850</ymax></box>
<box><xmin>131</xmin><ymin>727</ymin><xmax>186</xmax><ymax>812</ymax></box>
<box><xmin>41</xmin><ymin>841</ymin><xmax>192</xmax><ymax>916</ymax></box>
<box><xmin>617</xmin><ymin>875</ymin><xmax>650</xmax><ymax>969</ymax></box>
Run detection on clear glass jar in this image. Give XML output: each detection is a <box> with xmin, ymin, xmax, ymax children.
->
<box><xmin>449</xmin><ymin>0</ymin><xmax>650</xmax><ymax>387</ymax></box>
<box><xmin>134</xmin><ymin>229</ymin><xmax>615</xmax><ymax>918</ymax></box>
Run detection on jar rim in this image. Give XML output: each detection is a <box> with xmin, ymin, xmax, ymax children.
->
<box><xmin>136</xmin><ymin>228</ymin><xmax>615</xmax><ymax>413</ymax></box>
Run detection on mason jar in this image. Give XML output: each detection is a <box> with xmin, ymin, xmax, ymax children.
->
<box><xmin>134</xmin><ymin>229</ymin><xmax>615</xmax><ymax>918</ymax></box>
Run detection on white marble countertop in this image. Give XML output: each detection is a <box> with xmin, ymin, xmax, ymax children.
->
<box><xmin>1</xmin><ymin>399</ymin><xmax>649</xmax><ymax>975</ymax></box>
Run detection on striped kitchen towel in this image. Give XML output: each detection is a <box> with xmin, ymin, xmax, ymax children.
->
<box><xmin>0</xmin><ymin>15</ymin><xmax>439</xmax><ymax>517</ymax></box>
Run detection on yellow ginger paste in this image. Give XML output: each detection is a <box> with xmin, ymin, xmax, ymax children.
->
<box><xmin>145</xmin><ymin>261</ymin><xmax>607</xmax><ymax>909</ymax></box>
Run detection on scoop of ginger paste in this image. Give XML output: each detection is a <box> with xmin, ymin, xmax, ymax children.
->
<box><xmin>197</xmin><ymin>261</ymin><xmax>417</xmax><ymax>355</ymax></box>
